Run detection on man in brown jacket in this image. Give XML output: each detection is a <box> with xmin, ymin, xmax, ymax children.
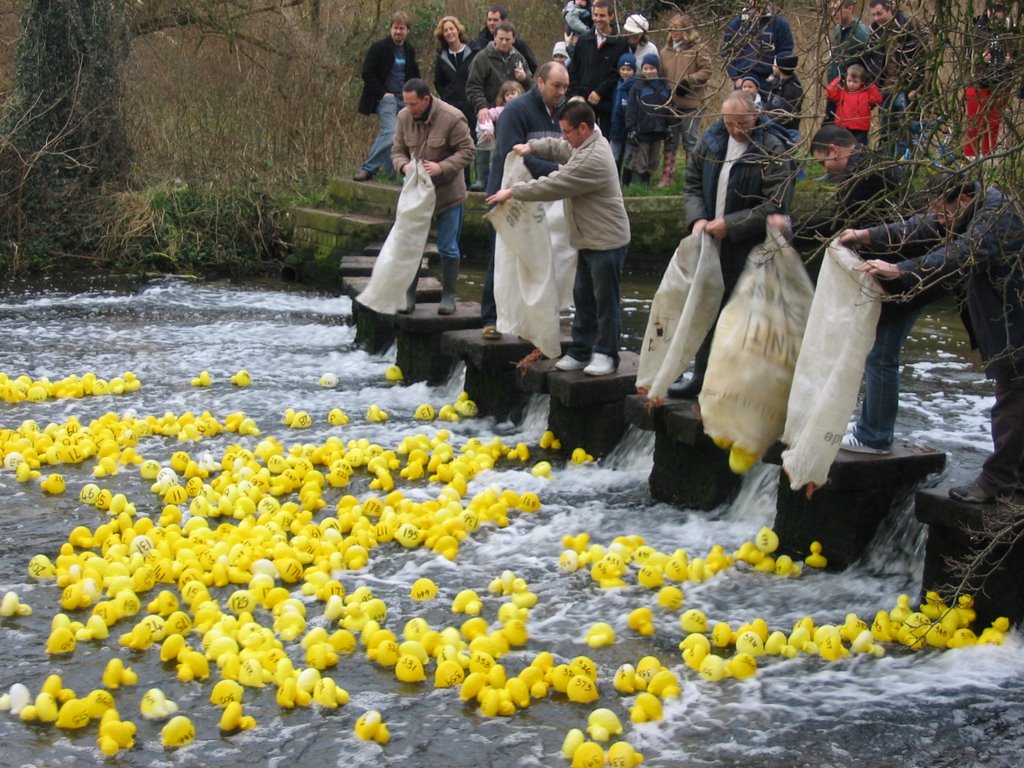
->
<box><xmin>658</xmin><ymin>12</ymin><xmax>711</xmax><ymax>187</ymax></box>
<box><xmin>392</xmin><ymin>79</ymin><xmax>476</xmax><ymax>314</ymax></box>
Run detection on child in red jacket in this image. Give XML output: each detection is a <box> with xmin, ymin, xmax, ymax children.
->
<box><xmin>825</xmin><ymin>64</ymin><xmax>882</xmax><ymax>145</ymax></box>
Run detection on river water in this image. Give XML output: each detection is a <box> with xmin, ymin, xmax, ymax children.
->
<box><xmin>0</xmin><ymin>275</ymin><xmax>1020</xmax><ymax>768</ymax></box>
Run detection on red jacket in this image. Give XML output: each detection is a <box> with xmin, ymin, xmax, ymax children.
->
<box><xmin>825</xmin><ymin>78</ymin><xmax>883</xmax><ymax>132</ymax></box>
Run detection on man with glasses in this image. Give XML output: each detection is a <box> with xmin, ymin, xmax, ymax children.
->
<box><xmin>487</xmin><ymin>100</ymin><xmax>629</xmax><ymax>377</ymax></box>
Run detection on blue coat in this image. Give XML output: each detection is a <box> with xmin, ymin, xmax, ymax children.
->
<box><xmin>722</xmin><ymin>13</ymin><xmax>794</xmax><ymax>85</ymax></box>
<box><xmin>609</xmin><ymin>78</ymin><xmax>636</xmax><ymax>141</ymax></box>
<box><xmin>625</xmin><ymin>77</ymin><xmax>672</xmax><ymax>140</ymax></box>
<box><xmin>485</xmin><ymin>86</ymin><xmax>563</xmax><ymax>196</ymax></box>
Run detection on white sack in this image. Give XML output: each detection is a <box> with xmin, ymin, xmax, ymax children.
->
<box><xmin>356</xmin><ymin>160</ymin><xmax>435</xmax><ymax>314</ymax></box>
<box><xmin>699</xmin><ymin>225</ymin><xmax>815</xmax><ymax>466</ymax></box>
<box><xmin>635</xmin><ymin>232</ymin><xmax>724</xmax><ymax>400</ymax></box>
<box><xmin>485</xmin><ymin>154</ymin><xmax>566</xmax><ymax>359</ymax></box>
<box><xmin>781</xmin><ymin>240</ymin><xmax>884</xmax><ymax>490</ymax></box>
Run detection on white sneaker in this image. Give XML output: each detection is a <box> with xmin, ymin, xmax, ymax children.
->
<box><xmin>583</xmin><ymin>353</ymin><xmax>616</xmax><ymax>376</ymax></box>
<box><xmin>840</xmin><ymin>433</ymin><xmax>891</xmax><ymax>455</ymax></box>
<box><xmin>555</xmin><ymin>355</ymin><xmax>588</xmax><ymax>371</ymax></box>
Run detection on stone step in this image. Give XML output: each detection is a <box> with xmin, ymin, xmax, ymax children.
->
<box><xmin>339</xmin><ymin>255</ymin><xmax>429</xmax><ymax>277</ymax></box>
<box><xmin>364</xmin><ymin>242</ymin><xmax>440</xmax><ymax>262</ymax></box>
<box><xmin>915</xmin><ymin>485</ymin><xmax>1024</xmax><ymax>628</ymax></box>
<box><xmin>342</xmin><ymin>276</ymin><xmax>441</xmax><ymax>302</ymax></box>
<box><xmin>292</xmin><ymin>208</ymin><xmax>392</xmax><ymax>236</ymax></box>
<box><xmin>517</xmin><ymin>352</ymin><xmax>639</xmax><ymax>405</ymax></box>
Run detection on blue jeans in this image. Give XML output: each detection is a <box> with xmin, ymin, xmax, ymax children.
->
<box><xmin>880</xmin><ymin>92</ymin><xmax>911</xmax><ymax>160</ymax></box>
<box><xmin>434</xmin><ymin>204</ymin><xmax>463</xmax><ymax>260</ymax></box>
<box><xmin>852</xmin><ymin>305</ymin><xmax>922</xmax><ymax>449</ymax></box>
<box><xmin>360</xmin><ymin>94</ymin><xmax>399</xmax><ymax>177</ymax></box>
<box><xmin>566</xmin><ymin>246</ymin><xmax>626</xmax><ymax>363</ymax></box>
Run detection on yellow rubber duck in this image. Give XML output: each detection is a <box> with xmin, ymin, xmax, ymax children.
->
<box><xmin>607</xmin><ymin>741</ymin><xmax>644</xmax><ymax>767</ymax></box>
<box><xmin>366</xmin><ymin>404</ymin><xmax>389</xmax><ymax>423</ymax></box>
<box><xmin>414</xmin><ymin>403</ymin><xmax>436</xmax><ymax>421</ymax></box>
<box><xmin>385</xmin><ymin>365</ymin><xmax>403</xmax><ymax>382</ymax></box>
<box><xmin>626</xmin><ymin>607</ymin><xmax>655</xmax><ymax>636</ymax></box>
<box><xmin>355</xmin><ymin>710</ymin><xmax>390</xmax><ymax>744</ymax></box>
<box><xmin>230</xmin><ymin>370</ymin><xmax>251</xmax><ymax>387</ymax></box>
<box><xmin>805</xmin><ymin>541</ymin><xmax>828</xmax><ymax>569</ymax></box>
<box><xmin>161</xmin><ymin>714</ymin><xmax>195</xmax><ymax>748</ymax></box>
<box><xmin>139</xmin><ymin>688</ymin><xmax>179</xmax><ymax>720</ymax></box>
<box><xmin>0</xmin><ymin>591</ymin><xmax>32</xmax><ymax>617</ymax></box>
<box><xmin>190</xmin><ymin>370</ymin><xmax>212</xmax><ymax>387</ymax></box>
<box><xmin>39</xmin><ymin>473</ymin><xmax>66</xmax><ymax>495</ymax></box>
<box><xmin>584</xmin><ymin>622</ymin><xmax>616</xmax><ymax>648</ymax></box>
<box><xmin>219</xmin><ymin>701</ymin><xmax>256</xmax><ymax>732</ymax></box>
<box><xmin>629</xmin><ymin>692</ymin><xmax>663</xmax><ymax>723</ymax></box>
<box><xmin>571</xmin><ymin>741</ymin><xmax>606</xmax><ymax>768</ymax></box>
<box><xmin>587</xmin><ymin>708</ymin><xmax>623</xmax><ymax>741</ymax></box>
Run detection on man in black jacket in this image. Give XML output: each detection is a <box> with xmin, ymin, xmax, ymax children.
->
<box><xmin>795</xmin><ymin>124</ymin><xmax>903</xmax><ymax>243</ymax></box>
<box><xmin>567</xmin><ymin>0</ymin><xmax>629</xmax><ymax>135</ymax></box>
<box><xmin>843</xmin><ymin>174</ymin><xmax>1024</xmax><ymax>503</ymax></box>
<box><xmin>354</xmin><ymin>12</ymin><xmax>420</xmax><ymax>182</ymax></box>
<box><xmin>475</xmin><ymin>5</ymin><xmax>538</xmax><ymax>73</ymax></box>
<box><xmin>479</xmin><ymin>62</ymin><xmax>568</xmax><ymax>340</ymax></box>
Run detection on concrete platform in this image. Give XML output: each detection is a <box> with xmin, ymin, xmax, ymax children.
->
<box><xmin>440</xmin><ymin>329</ymin><xmax>563</xmax><ymax>421</ymax></box>
<box><xmin>915</xmin><ymin>485</ymin><xmax>1024</xmax><ymax>628</ymax></box>
<box><xmin>394</xmin><ymin>302</ymin><xmax>482</xmax><ymax>384</ymax></box>
<box><xmin>766</xmin><ymin>441</ymin><xmax>947</xmax><ymax>570</ymax></box>
<box><xmin>349</xmin><ymin>277</ymin><xmax>443</xmax><ymax>354</ymax></box>
<box><xmin>535</xmin><ymin>352</ymin><xmax>640</xmax><ymax>458</ymax></box>
<box><xmin>623</xmin><ymin>394</ymin><xmax>742</xmax><ymax>510</ymax></box>
<box><xmin>344</xmin><ymin>276</ymin><xmax>441</xmax><ymax>302</ymax></box>
<box><xmin>339</xmin><ymin>255</ymin><xmax>429</xmax><ymax>278</ymax></box>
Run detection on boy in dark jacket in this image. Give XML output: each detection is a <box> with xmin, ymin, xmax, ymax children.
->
<box><xmin>609</xmin><ymin>53</ymin><xmax>637</xmax><ymax>184</ymax></box>
<box><xmin>765</xmin><ymin>54</ymin><xmax>804</xmax><ymax>137</ymax></box>
<box><xmin>625</xmin><ymin>53</ymin><xmax>672</xmax><ymax>186</ymax></box>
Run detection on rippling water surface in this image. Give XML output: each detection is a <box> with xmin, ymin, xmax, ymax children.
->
<box><xmin>0</xmin><ymin>276</ymin><xmax>1020</xmax><ymax>768</ymax></box>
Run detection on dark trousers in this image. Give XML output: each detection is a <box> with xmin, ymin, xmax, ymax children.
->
<box><xmin>978</xmin><ymin>373</ymin><xmax>1024</xmax><ymax>496</ymax></box>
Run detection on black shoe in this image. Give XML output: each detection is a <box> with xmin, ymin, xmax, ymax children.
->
<box><xmin>948</xmin><ymin>482</ymin><xmax>996</xmax><ymax>504</ymax></box>
<box><xmin>353</xmin><ymin>170</ymin><xmax>372</xmax><ymax>182</ymax></box>
<box><xmin>667</xmin><ymin>378</ymin><xmax>702</xmax><ymax>399</ymax></box>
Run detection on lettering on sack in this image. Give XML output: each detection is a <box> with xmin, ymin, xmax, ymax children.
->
<box><xmin>739</xmin><ymin>314</ymin><xmax>799</xmax><ymax>365</ymax></box>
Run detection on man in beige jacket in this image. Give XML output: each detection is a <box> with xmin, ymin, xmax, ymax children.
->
<box><xmin>487</xmin><ymin>100</ymin><xmax>629</xmax><ymax>376</ymax></box>
<box><xmin>392</xmin><ymin>78</ymin><xmax>475</xmax><ymax>314</ymax></box>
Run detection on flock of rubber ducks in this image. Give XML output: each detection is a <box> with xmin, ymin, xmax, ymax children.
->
<box><xmin>0</xmin><ymin>366</ymin><xmax>1015</xmax><ymax>765</ymax></box>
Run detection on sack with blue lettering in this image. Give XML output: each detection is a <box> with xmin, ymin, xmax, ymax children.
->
<box><xmin>356</xmin><ymin>159</ymin><xmax>435</xmax><ymax>314</ymax></box>
<box><xmin>781</xmin><ymin>240</ymin><xmax>883</xmax><ymax>491</ymax></box>
<box><xmin>699</xmin><ymin>224</ymin><xmax>814</xmax><ymax>473</ymax></box>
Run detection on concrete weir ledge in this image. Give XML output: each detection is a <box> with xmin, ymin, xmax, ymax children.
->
<box><xmin>341</xmin><ymin>273</ymin><xmax>1022</xmax><ymax>627</ymax></box>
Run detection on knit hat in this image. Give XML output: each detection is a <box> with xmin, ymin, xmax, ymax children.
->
<box><xmin>741</xmin><ymin>75</ymin><xmax>762</xmax><ymax>90</ymax></box>
<box><xmin>623</xmin><ymin>14</ymin><xmax>649</xmax><ymax>35</ymax></box>
<box><xmin>617</xmin><ymin>52</ymin><xmax>637</xmax><ymax>70</ymax></box>
<box><xmin>552</xmin><ymin>41</ymin><xmax>569</xmax><ymax>59</ymax></box>
<box><xmin>775</xmin><ymin>55</ymin><xmax>798</xmax><ymax>74</ymax></box>
<box><xmin>641</xmin><ymin>53</ymin><xmax>661</xmax><ymax>71</ymax></box>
